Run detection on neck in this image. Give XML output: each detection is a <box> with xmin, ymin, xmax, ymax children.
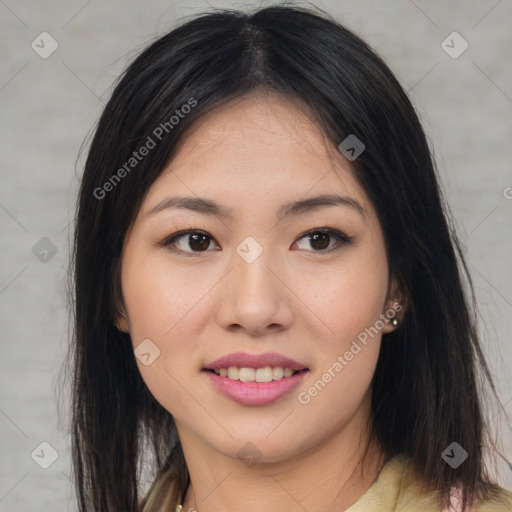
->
<box><xmin>176</xmin><ymin>410</ymin><xmax>388</xmax><ymax>512</ymax></box>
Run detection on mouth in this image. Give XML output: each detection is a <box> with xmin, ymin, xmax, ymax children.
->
<box><xmin>202</xmin><ymin>351</ymin><xmax>310</xmax><ymax>405</ymax></box>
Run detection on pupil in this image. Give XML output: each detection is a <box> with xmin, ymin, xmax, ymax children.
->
<box><xmin>310</xmin><ymin>232</ymin><xmax>329</xmax><ymax>250</ymax></box>
<box><xmin>189</xmin><ymin>234</ymin><xmax>209</xmax><ymax>251</ymax></box>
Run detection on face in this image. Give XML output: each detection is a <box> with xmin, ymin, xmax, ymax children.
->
<box><xmin>116</xmin><ymin>92</ymin><xmax>401</xmax><ymax>464</ymax></box>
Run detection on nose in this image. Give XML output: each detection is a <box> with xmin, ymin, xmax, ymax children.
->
<box><xmin>213</xmin><ymin>247</ymin><xmax>294</xmax><ymax>336</ymax></box>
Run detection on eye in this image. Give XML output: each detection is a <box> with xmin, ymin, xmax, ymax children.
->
<box><xmin>160</xmin><ymin>227</ymin><xmax>353</xmax><ymax>257</ymax></box>
<box><xmin>293</xmin><ymin>228</ymin><xmax>353</xmax><ymax>253</ymax></box>
<box><xmin>160</xmin><ymin>229</ymin><xmax>219</xmax><ymax>257</ymax></box>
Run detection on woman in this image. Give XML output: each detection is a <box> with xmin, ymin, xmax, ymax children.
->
<box><xmin>67</xmin><ymin>4</ymin><xmax>512</xmax><ymax>511</ymax></box>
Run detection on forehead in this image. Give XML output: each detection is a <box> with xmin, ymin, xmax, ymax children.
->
<box><xmin>170</xmin><ymin>92</ymin><xmax>338</xmax><ymax>168</ymax></box>
<box><xmin>140</xmin><ymin>92</ymin><xmax>371</xmax><ymax>220</ymax></box>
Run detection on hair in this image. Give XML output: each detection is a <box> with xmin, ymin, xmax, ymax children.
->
<box><xmin>64</xmin><ymin>3</ymin><xmax>510</xmax><ymax>511</ymax></box>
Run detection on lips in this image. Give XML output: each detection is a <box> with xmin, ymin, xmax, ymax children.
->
<box><xmin>202</xmin><ymin>351</ymin><xmax>310</xmax><ymax>405</ymax></box>
<box><xmin>203</xmin><ymin>351</ymin><xmax>308</xmax><ymax>371</ymax></box>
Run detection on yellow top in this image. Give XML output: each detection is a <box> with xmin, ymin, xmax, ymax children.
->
<box><xmin>344</xmin><ymin>454</ymin><xmax>512</xmax><ymax>511</ymax></box>
<box><xmin>174</xmin><ymin>454</ymin><xmax>512</xmax><ymax>512</ymax></box>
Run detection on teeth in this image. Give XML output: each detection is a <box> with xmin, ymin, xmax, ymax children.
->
<box><xmin>239</xmin><ymin>367</ymin><xmax>255</xmax><ymax>382</ymax></box>
<box><xmin>272</xmin><ymin>366</ymin><xmax>284</xmax><ymax>380</ymax></box>
<box><xmin>227</xmin><ymin>366</ymin><xmax>239</xmax><ymax>380</ymax></box>
<box><xmin>283</xmin><ymin>367</ymin><xmax>294</xmax><ymax>378</ymax></box>
<box><xmin>213</xmin><ymin>366</ymin><xmax>300</xmax><ymax>382</ymax></box>
<box><xmin>255</xmin><ymin>366</ymin><xmax>273</xmax><ymax>382</ymax></box>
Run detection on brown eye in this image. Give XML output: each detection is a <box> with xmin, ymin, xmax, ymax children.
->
<box><xmin>162</xmin><ymin>230</ymin><xmax>219</xmax><ymax>256</ymax></box>
<box><xmin>186</xmin><ymin>233</ymin><xmax>210</xmax><ymax>251</ymax></box>
<box><xmin>294</xmin><ymin>228</ymin><xmax>352</xmax><ymax>253</ymax></box>
<box><xmin>309</xmin><ymin>232</ymin><xmax>330</xmax><ymax>251</ymax></box>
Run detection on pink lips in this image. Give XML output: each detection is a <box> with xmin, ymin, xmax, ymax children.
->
<box><xmin>202</xmin><ymin>351</ymin><xmax>309</xmax><ymax>406</ymax></box>
<box><xmin>204</xmin><ymin>351</ymin><xmax>308</xmax><ymax>371</ymax></box>
<box><xmin>204</xmin><ymin>371</ymin><xmax>308</xmax><ymax>406</ymax></box>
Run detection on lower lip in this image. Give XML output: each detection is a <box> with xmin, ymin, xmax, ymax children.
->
<box><xmin>203</xmin><ymin>370</ymin><xmax>308</xmax><ymax>406</ymax></box>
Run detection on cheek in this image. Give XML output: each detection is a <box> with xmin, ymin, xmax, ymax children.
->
<box><xmin>120</xmin><ymin>246</ymin><xmax>224</xmax><ymax>413</ymax></box>
<box><xmin>302</xmin><ymin>248</ymin><xmax>389</xmax><ymax>345</ymax></box>
<box><xmin>121</xmin><ymin>247</ymin><xmax>215</xmax><ymax>343</ymax></box>
<box><xmin>295</xmin><ymin>240</ymin><xmax>388</xmax><ymax>410</ymax></box>
<box><xmin>121</xmin><ymin>250</ymin><xmax>213</xmax><ymax>418</ymax></box>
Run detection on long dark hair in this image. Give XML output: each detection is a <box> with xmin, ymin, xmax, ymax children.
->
<box><xmin>65</xmin><ymin>4</ymin><xmax>509</xmax><ymax>511</ymax></box>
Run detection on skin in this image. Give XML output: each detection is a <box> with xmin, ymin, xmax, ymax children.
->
<box><xmin>116</xmin><ymin>91</ymin><xmax>404</xmax><ymax>512</ymax></box>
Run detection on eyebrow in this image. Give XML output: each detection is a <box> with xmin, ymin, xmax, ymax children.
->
<box><xmin>146</xmin><ymin>193</ymin><xmax>366</xmax><ymax>220</ymax></box>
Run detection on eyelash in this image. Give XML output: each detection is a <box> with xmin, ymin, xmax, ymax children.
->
<box><xmin>159</xmin><ymin>227</ymin><xmax>353</xmax><ymax>258</ymax></box>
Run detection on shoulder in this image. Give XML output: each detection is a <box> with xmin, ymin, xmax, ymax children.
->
<box><xmin>346</xmin><ymin>453</ymin><xmax>512</xmax><ymax>512</ymax></box>
<box><xmin>346</xmin><ymin>454</ymin><xmax>442</xmax><ymax>511</ymax></box>
<box><xmin>445</xmin><ymin>482</ymin><xmax>512</xmax><ymax>512</ymax></box>
<box><xmin>474</xmin><ymin>486</ymin><xmax>512</xmax><ymax>511</ymax></box>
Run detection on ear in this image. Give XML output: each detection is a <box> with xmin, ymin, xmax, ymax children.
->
<box><xmin>112</xmin><ymin>268</ymin><xmax>129</xmax><ymax>332</ymax></box>
<box><xmin>114</xmin><ymin>306</ymin><xmax>129</xmax><ymax>333</ymax></box>
<box><xmin>381</xmin><ymin>279</ymin><xmax>408</xmax><ymax>334</ymax></box>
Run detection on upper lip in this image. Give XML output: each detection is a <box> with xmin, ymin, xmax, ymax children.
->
<box><xmin>204</xmin><ymin>352</ymin><xmax>308</xmax><ymax>371</ymax></box>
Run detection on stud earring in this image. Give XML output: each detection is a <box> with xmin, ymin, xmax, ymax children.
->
<box><xmin>391</xmin><ymin>317</ymin><xmax>399</xmax><ymax>327</ymax></box>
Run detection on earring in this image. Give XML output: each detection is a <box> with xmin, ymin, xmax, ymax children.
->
<box><xmin>391</xmin><ymin>317</ymin><xmax>399</xmax><ymax>327</ymax></box>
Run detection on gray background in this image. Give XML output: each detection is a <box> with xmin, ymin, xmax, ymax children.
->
<box><xmin>1</xmin><ymin>0</ymin><xmax>511</xmax><ymax>510</ymax></box>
